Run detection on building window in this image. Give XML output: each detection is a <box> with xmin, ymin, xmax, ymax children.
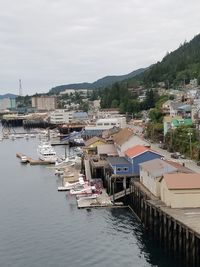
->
<box><xmin>124</xmin><ymin>167</ymin><xmax>128</xmax><ymax>171</ymax></box>
<box><xmin>117</xmin><ymin>167</ymin><xmax>122</xmax><ymax>172</ymax></box>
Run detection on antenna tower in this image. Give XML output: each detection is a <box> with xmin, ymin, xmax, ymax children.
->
<box><xmin>19</xmin><ymin>79</ymin><xmax>22</xmax><ymax>96</ymax></box>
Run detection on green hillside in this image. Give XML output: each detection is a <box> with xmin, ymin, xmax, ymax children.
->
<box><xmin>142</xmin><ymin>34</ymin><xmax>200</xmax><ymax>87</ymax></box>
<box><xmin>49</xmin><ymin>68</ymin><xmax>146</xmax><ymax>94</ymax></box>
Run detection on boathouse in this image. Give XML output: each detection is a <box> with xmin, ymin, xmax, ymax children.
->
<box><xmin>107</xmin><ymin>156</ymin><xmax>132</xmax><ymax>176</ymax></box>
<box><xmin>125</xmin><ymin>145</ymin><xmax>163</xmax><ymax>175</ymax></box>
<box><xmin>97</xmin><ymin>144</ymin><xmax>118</xmax><ymax>159</ymax></box>
<box><xmin>139</xmin><ymin>158</ymin><xmax>177</xmax><ymax>197</ymax></box>
<box><xmin>160</xmin><ymin>173</ymin><xmax>200</xmax><ymax>208</ymax></box>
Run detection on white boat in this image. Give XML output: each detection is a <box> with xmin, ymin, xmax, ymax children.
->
<box><xmin>57</xmin><ymin>177</ymin><xmax>85</xmax><ymax>191</ymax></box>
<box><xmin>37</xmin><ymin>141</ymin><xmax>57</xmax><ymax>163</ymax></box>
<box><xmin>21</xmin><ymin>155</ymin><xmax>28</xmax><ymax>163</ymax></box>
<box><xmin>70</xmin><ymin>184</ymin><xmax>96</xmax><ymax>195</ymax></box>
<box><xmin>58</xmin><ymin>182</ymin><xmax>80</xmax><ymax>191</ymax></box>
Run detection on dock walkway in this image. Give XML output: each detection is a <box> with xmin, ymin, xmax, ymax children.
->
<box><xmin>16</xmin><ymin>153</ymin><xmax>54</xmax><ymax>165</ymax></box>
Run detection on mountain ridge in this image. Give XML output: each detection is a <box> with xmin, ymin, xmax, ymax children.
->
<box><xmin>49</xmin><ymin>68</ymin><xmax>146</xmax><ymax>94</ymax></box>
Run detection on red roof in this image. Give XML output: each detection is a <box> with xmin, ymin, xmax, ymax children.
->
<box><xmin>164</xmin><ymin>173</ymin><xmax>200</xmax><ymax>189</ymax></box>
<box><xmin>125</xmin><ymin>145</ymin><xmax>158</xmax><ymax>158</ymax></box>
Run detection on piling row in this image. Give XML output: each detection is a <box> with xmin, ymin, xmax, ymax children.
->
<box><xmin>130</xmin><ymin>182</ymin><xmax>200</xmax><ymax>266</ymax></box>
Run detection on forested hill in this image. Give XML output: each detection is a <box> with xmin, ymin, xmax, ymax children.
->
<box><xmin>49</xmin><ymin>68</ymin><xmax>146</xmax><ymax>94</ymax></box>
<box><xmin>0</xmin><ymin>94</ymin><xmax>18</xmax><ymax>99</ymax></box>
<box><xmin>142</xmin><ymin>34</ymin><xmax>200</xmax><ymax>86</ymax></box>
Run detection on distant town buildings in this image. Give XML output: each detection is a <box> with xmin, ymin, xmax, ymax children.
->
<box><xmin>31</xmin><ymin>96</ymin><xmax>57</xmax><ymax>111</ymax></box>
<box><xmin>0</xmin><ymin>98</ymin><xmax>16</xmax><ymax>110</ymax></box>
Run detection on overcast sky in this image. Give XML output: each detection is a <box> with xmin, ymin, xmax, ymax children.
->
<box><xmin>0</xmin><ymin>0</ymin><xmax>200</xmax><ymax>95</ymax></box>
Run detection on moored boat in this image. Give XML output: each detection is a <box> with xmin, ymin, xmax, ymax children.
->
<box><xmin>37</xmin><ymin>141</ymin><xmax>57</xmax><ymax>163</ymax></box>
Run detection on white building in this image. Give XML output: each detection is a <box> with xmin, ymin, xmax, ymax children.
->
<box><xmin>60</xmin><ymin>89</ymin><xmax>75</xmax><ymax>95</ymax></box>
<box><xmin>95</xmin><ymin>117</ymin><xmax>126</xmax><ymax>129</ymax></box>
<box><xmin>50</xmin><ymin>109</ymin><xmax>73</xmax><ymax>124</ymax></box>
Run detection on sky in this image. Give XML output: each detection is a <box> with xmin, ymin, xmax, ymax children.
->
<box><xmin>0</xmin><ymin>0</ymin><xmax>200</xmax><ymax>95</ymax></box>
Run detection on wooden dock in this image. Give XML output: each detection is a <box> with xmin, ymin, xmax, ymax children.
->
<box><xmin>77</xmin><ymin>189</ymin><xmax>113</xmax><ymax>209</ymax></box>
<box><xmin>16</xmin><ymin>153</ymin><xmax>54</xmax><ymax>165</ymax></box>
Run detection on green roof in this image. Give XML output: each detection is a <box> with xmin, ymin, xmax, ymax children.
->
<box><xmin>171</xmin><ymin>118</ymin><xmax>193</xmax><ymax>127</ymax></box>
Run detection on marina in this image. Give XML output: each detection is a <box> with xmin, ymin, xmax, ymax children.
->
<box><xmin>2</xmin><ymin>123</ymin><xmax>200</xmax><ymax>266</ymax></box>
<box><xmin>0</xmin><ymin>134</ymin><xmax>178</xmax><ymax>267</ymax></box>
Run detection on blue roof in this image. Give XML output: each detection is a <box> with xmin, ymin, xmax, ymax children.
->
<box><xmin>73</xmin><ymin>112</ymin><xmax>88</xmax><ymax>118</ymax></box>
<box><xmin>107</xmin><ymin>156</ymin><xmax>130</xmax><ymax>165</ymax></box>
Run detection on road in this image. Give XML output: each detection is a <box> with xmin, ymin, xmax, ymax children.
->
<box><xmin>150</xmin><ymin>142</ymin><xmax>200</xmax><ymax>174</ymax></box>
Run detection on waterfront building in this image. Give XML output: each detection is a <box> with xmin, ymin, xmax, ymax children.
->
<box><xmin>73</xmin><ymin>112</ymin><xmax>88</xmax><ymax>122</ymax></box>
<box><xmin>84</xmin><ymin>117</ymin><xmax>126</xmax><ymax>137</ymax></box>
<box><xmin>125</xmin><ymin>145</ymin><xmax>163</xmax><ymax>175</ymax></box>
<box><xmin>112</xmin><ymin>127</ymin><xmax>150</xmax><ymax>156</ymax></box>
<box><xmin>84</xmin><ymin>136</ymin><xmax>106</xmax><ymax>154</ymax></box>
<box><xmin>160</xmin><ymin>173</ymin><xmax>200</xmax><ymax>208</ymax></box>
<box><xmin>107</xmin><ymin>156</ymin><xmax>132</xmax><ymax>176</ymax></box>
<box><xmin>0</xmin><ymin>98</ymin><xmax>16</xmax><ymax>110</ymax></box>
<box><xmin>97</xmin><ymin>144</ymin><xmax>118</xmax><ymax>159</ymax></box>
<box><xmin>31</xmin><ymin>96</ymin><xmax>57</xmax><ymax>111</ymax></box>
<box><xmin>139</xmin><ymin>159</ymin><xmax>178</xmax><ymax>197</ymax></box>
<box><xmin>50</xmin><ymin>109</ymin><xmax>73</xmax><ymax>124</ymax></box>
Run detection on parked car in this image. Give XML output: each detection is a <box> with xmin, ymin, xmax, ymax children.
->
<box><xmin>171</xmin><ymin>153</ymin><xmax>179</xmax><ymax>159</ymax></box>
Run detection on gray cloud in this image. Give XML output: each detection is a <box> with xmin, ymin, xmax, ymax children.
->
<box><xmin>0</xmin><ymin>0</ymin><xmax>200</xmax><ymax>94</ymax></box>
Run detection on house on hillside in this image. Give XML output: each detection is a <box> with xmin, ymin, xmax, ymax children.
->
<box><xmin>160</xmin><ymin>173</ymin><xmax>200</xmax><ymax>208</ymax></box>
<box><xmin>112</xmin><ymin>127</ymin><xmax>150</xmax><ymax>156</ymax></box>
<box><xmin>163</xmin><ymin>116</ymin><xmax>193</xmax><ymax>136</ymax></box>
<box><xmin>125</xmin><ymin>145</ymin><xmax>163</xmax><ymax>175</ymax></box>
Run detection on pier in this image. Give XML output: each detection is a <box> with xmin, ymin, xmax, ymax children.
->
<box><xmin>16</xmin><ymin>153</ymin><xmax>54</xmax><ymax>165</ymax></box>
<box><xmin>130</xmin><ymin>181</ymin><xmax>200</xmax><ymax>266</ymax></box>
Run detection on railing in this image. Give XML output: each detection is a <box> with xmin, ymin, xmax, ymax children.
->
<box><xmin>110</xmin><ymin>188</ymin><xmax>131</xmax><ymax>201</ymax></box>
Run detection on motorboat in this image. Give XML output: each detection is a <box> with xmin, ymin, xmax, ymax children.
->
<box><xmin>21</xmin><ymin>155</ymin><xmax>28</xmax><ymax>163</ymax></box>
<box><xmin>70</xmin><ymin>184</ymin><xmax>96</xmax><ymax>195</ymax></box>
<box><xmin>58</xmin><ymin>181</ymin><xmax>81</xmax><ymax>191</ymax></box>
<box><xmin>55</xmin><ymin>155</ymin><xmax>81</xmax><ymax>167</ymax></box>
<box><xmin>37</xmin><ymin>141</ymin><xmax>57</xmax><ymax>163</ymax></box>
<box><xmin>57</xmin><ymin>176</ymin><xmax>85</xmax><ymax>191</ymax></box>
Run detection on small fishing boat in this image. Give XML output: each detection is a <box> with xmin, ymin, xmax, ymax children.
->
<box><xmin>70</xmin><ymin>184</ymin><xmax>96</xmax><ymax>195</ymax></box>
<box><xmin>21</xmin><ymin>155</ymin><xmax>28</xmax><ymax>163</ymax></box>
<box><xmin>57</xmin><ymin>176</ymin><xmax>85</xmax><ymax>191</ymax></box>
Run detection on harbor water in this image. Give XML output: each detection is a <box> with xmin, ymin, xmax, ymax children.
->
<box><xmin>0</xmin><ymin>136</ymin><xmax>180</xmax><ymax>267</ymax></box>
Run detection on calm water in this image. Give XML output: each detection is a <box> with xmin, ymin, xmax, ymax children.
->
<box><xmin>0</xmin><ymin>134</ymin><xmax>179</xmax><ymax>267</ymax></box>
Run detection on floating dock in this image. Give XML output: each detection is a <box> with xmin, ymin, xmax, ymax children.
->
<box><xmin>16</xmin><ymin>153</ymin><xmax>54</xmax><ymax>165</ymax></box>
<box><xmin>77</xmin><ymin>189</ymin><xmax>113</xmax><ymax>209</ymax></box>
